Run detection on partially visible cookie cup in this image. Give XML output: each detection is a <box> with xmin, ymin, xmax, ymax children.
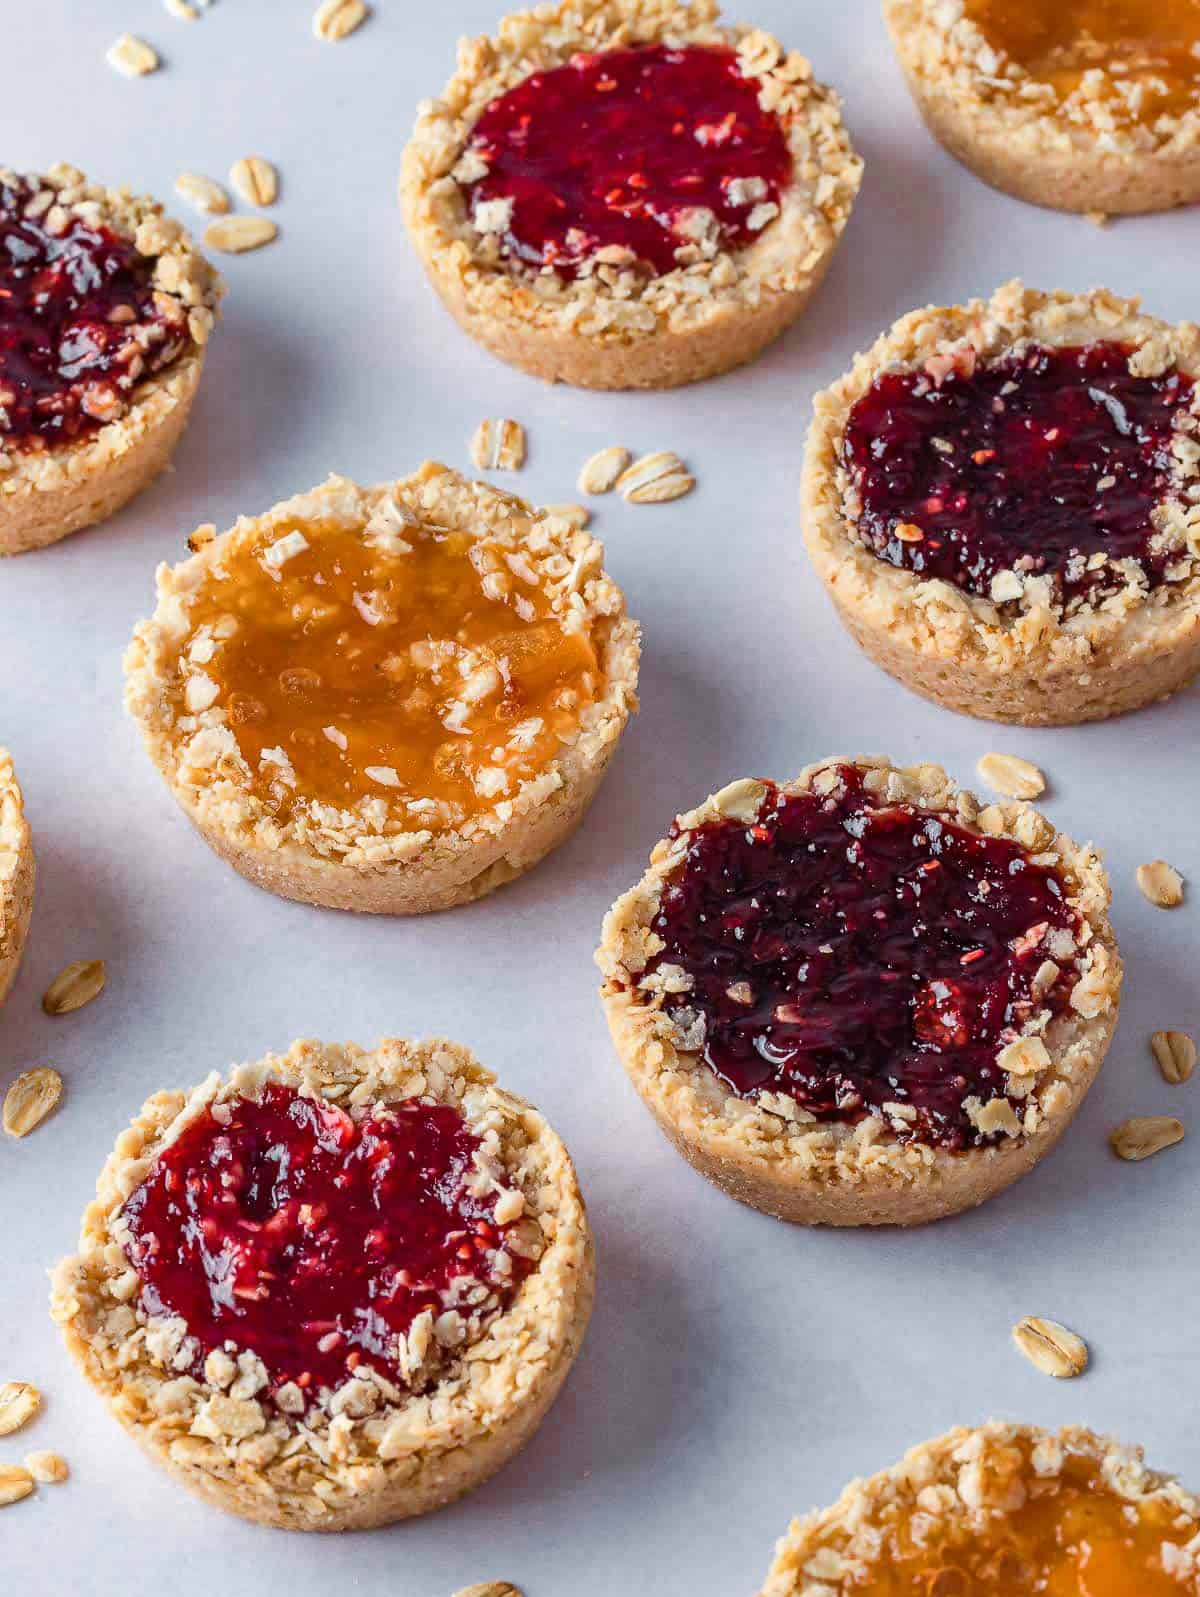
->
<box><xmin>400</xmin><ymin>0</ymin><xmax>862</xmax><ymax>390</ymax></box>
<box><xmin>597</xmin><ymin>756</ymin><xmax>1120</xmax><ymax>1228</ymax></box>
<box><xmin>884</xmin><ymin>0</ymin><xmax>1200</xmax><ymax>215</ymax></box>
<box><xmin>759</xmin><ymin>1422</ymin><xmax>1200</xmax><ymax>1594</ymax></box>
<box><xmin>803</xmin><ymin>281</ymin><xmax>1200</xmax><ymax>725</ymax></box>
<box><xmin>51</xmin><ymin>1038</ymin><xmax>595</xmax><ymax>1532</ymax></box>
<box><xmin>0</xmin><ymin>164</ymin><xmax>222</xmax><ymax>556</ymax></box>
<box><xmin>0</xmin><ymin>749</ymin><xmax>34</xmax><ymax>1006</ymax></box>
<box><xmin>124</xmin><ymin>464</ymin><xmax>640</xmax><ymax>915</ymax></box>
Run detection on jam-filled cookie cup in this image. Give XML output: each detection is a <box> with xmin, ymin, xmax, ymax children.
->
<box><xmin>51</xmin><ymin>1038</ymin><xmax>594</xmax><ymax>1531</ymax></box>
<box><xmin>124</xmin><ymin>464</ymin><xmax>639</xmax><ymax>915</ymax></box>
<box><xmin>597</xmin><ymin>756</ymin><xmax>1120</xmax><ymax>1227</ymax></box>
<box><xmin>803</xmin><ymin>281</ymin><xmax>1200</xmax><ymax>725</ymax></box>
<box><xmin>0</xmin><ymin>749</ymin><xmax>34</xmax><ymax>1007</ymax></box>
<box><xmin>885</xmin><ymin>0</ymin><xmax>1200</xmax><ymax>215</ymax></box>
<box><xmin>400</xmin><ymin>0</ymin><xmax>862</xmax><ymax>389</ymax></box>
<box><xmin>0</xmin><ymin>164</ymin><xmax>221</xmax><ymax>555</ymax></box>
<box><xmin>759</xmin><ymin>1423</ymin><xmax>1200</xmax><ymax>1594</ymax></box>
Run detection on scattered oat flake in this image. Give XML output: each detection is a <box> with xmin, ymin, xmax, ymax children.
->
<box><xmin>471</xmin><ymin>418</ymin><xmax>525</xmax><ymax>472</ymax></box>
<box><xmin>452</xmin><ymin>1586</ymin><xmax>524</xmax><ymax>1597</ymax></box>
<box><xmin>1137</xmin><ymin>859</ymin><xmax>1184</xmax><ymax>908</ymax></box>
<box><xmin>577</xmin><ymin>445</ymin><xmax>631</xmax><ymax>496</ymax></box>
<box><xmin>230</xmin><ymin>156</ymin><xmax>278</xmax><ymax>207</ymax></box>
<box><xmin>174</xmin><ymin>172</ymin><xmax>229</xmax><ymax>216</ymax></box>
<box><xmin>0</xmin><ymin>1466</ymin><xmax>33</xmax><ymax>1508</ymax></box>
<box><xmin>313</xmin><ymin>0</ymin><xmax>368</xmax><ymax>40</ymax></box>
<box><xmin>618</xmin><ymin>451</ymin><xmax>694</xmax><ymax>504</ymax></box>
<box><xmin>203</xmin><ymin>216</ymin><xmax>278</xmax><ymax>254</ymax></box>
<box><xmin>1012</xmin><ymin>1316</ymin><xmax>1089</xmax><ymax>1379</ymax></box>
<box><xmin>1152</xmin><ymin>1029</ymin><xmax>1197</xmax><ymax>1085</ymax></box>
<box><xmin>1111</xmin><ymin>1115</ymin><xmax>1185</xmax><ymax>1161</ymax></box>
<box><xmin>976</xmin><ymin>752</ymin><xmax>1045</xmax><ymax>801</ymax></box>
<box><xmin>24</xmin><ymin>1452</ymin><xmax>68</xmax><ymax>1485</ymax></box>
<box><xmin>42</xmin><ymin>960</ymin><xmax>106</xmax><ymax>1016</ymax></box>
<box><xmin>3</xmin><ymin>1067</ymin><xmax>63</xmax><ymax>1139</ymax></box>
<box><xmin>164</xmin><ymin>0</ymin><xmax>197</xmax><ymax>17</ymax></box>
<box><xmin>0</xmin><ymin>1383</ymin><xmax>41</xmax><ymax>1437</ymax></box>
<box><xmin>541</xmin><ymin>502</ymin><xmax>590</xmax><ymax>529</ymax></box>
<box><xmin>107</xmin><ymin>34</ymin><xmax>160</xmax><ymax>76</ymax></box>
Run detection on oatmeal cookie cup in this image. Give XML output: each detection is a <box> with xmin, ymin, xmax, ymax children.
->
<box><xmin>0</xmin><ymin>749</ymin><xmax>34</xmax><ymax>1006</ymax></box>
<box><xmin>0</xmin><ymin>164</ymin><xmax>222</xmax><ymax>556</ymax></box>
<box><xmin>803</xmin><ymin>281</ymin><xmax>1200</xmax><ymax>725</ymax></box>
<box><xmin>124</xmin><ymin>464</ymin><xmax>640</xmax><ymax>915</ymax></box>
<box><xmin>400</xmin><ymin>0</ymin><xmax>862</xmax><ymax>390</ymax></box>
<box><xmin>759</xmin><ymin>1422</ymin><xmax>1200</xmax><ymax>1594</ymax></box>
<box><xmin>51</xmin><ymin>1038</ymin><xmax>595</xmax><ymax>1532</ymax></box>
<box><xmin>885</xmin><ymin>0</ymin><xmax>1200</xmax><ymax>215</ymax></box>
<box><xmin>597</xmin><ymin>756</ymin><xmax>1120</xmax><ymax>1227</ymax></box>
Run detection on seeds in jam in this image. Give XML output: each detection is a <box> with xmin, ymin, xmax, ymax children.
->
<box><xmin>851</xmin><ymin>1458</ymin><xmax>1195</xmax><ymax>1594</ymax></box>
<box><xmin>0</xmin><ymin>174</ymin><xmax>188</xmax><ymax>451</ymax></box>
<box><xmin>840</xmin><ymin>341</ymin><xmax>1194</xmax><ymax>608</ymax></box>
<box><xmin>462</xmin><ymin>44</ymin><xmax>792</xmax><ymax>278</ymax></box>
<box><xmin>965</xmin><ymin>0</ymin><xmax>1200</xmax><ymax>126</ymax></box>
<box><xmin>644</xmin><ymin>766</ymin><xmax>1082</xmax><ymax>1149</ymax></box>
<box><xmin>121</xmin><ymin>1084</ymin><xmax>534</xmax><ymax>1402</ymax></box>
<box><xmin>179</xmin><ymin>514</ymin><xmax>601</xmax><ymax>830</ymax></box>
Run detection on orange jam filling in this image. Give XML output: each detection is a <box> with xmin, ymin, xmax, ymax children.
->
<box><xmin>853</xmin><ymin>1460</ymin><xmax>1193</xmax><ymax>1594</ymax></box>
<box><xmin>183</xmin><ymin>516</ymin><xmax>601</xmax><ymax>830</ymax></box>
<box><xmin>965</xmin><ymin>0</ymin><xmax>1200</xmax><ymax>122</ymax></box>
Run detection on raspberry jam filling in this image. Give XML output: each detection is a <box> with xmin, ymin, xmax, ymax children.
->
<box><xmin>462</xmin><ymin>44</ymin><xmax>792</xmax><ymax>278</ymax></box>
<box><xmin>965</xmin><ymin>0</ymin><xmax>1200</xmax><ymax>126</ymax></box>
<box><xmin>840</xmin><ymin>341</ymin><xmax>1194</xmax><ymax>608</ymax></box>
<box><xmin>122</xmin><ymin>1084</ymin><xmax>532</xmax><ymax>1402</ymax></box>
<box><xmin>644</xmin><ymin>766</ymin><xmax>1081</xmax><ymax>1149</ymax></box>
<box><xmin>858</xmin><ymin>1458</ymin><xmax>1192</xmax><ymax>1595</ymax></box>
<box><xmin>0</xmin><ymin>174</ymin><xmax>187</xmax><ymax>451</ymax></box>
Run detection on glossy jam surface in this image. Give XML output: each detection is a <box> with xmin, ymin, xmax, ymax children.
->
<box><xmin>185</xmin><ymin>517</ymin><xmax>600</xmax><ymax>829</ymax></box>
<box><xmin>122</xmin><ymin>1084</ymin><xmax>529</xmax><ymax>1397</ymax></box>
<box><xmin>645</xmin><ymin>767</ymin><xmax>1081</xmax><ymax>1148</ymax></box>
<box><xmin>966</xmin><ymin>0</ymin><xmax>1200</xmax><ymax>124</ymax></box>
<box><xmin>463</xmin><ymin>44</ymin><xmax>792</xmax><ymax>278</ymax></box>
<box><xmin>841</xmin><ymin>341</ymin><xmax>1192</xmax><ymax>607</ymax></box>
<box><xmin>0</xmin><ymin>174</ymin><xmax>185</xmax><ymax>451</ymax></box>
<box><xmin>854</xmin><ymin>1460</ymin><xmax>1193</xmax><ymax>1593</ymax></box>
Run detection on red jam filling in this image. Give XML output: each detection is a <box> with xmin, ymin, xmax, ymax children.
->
<box><xmin>122</xmin><ymin>1084</ymin><xmax>530</xmax><ymax>1401</ymax></box>
<box><xmin>0</xmin><ymin>174</ymin><xmax>186</xmax><ymax>451</ymax></box>
<box><xmin>645</xmin><ymin>766</ymin><xmax>1082</xmax><ymax>1148</ymax></box>
<box><xmin>463</xmin><ymin>43</ymin><xmax>792</xmax><ymax>278</ymax></box>
<box><xmin>840</xmin><ymin>341</ymin><xmax>1194</xmax><ymax>606</ymax></box>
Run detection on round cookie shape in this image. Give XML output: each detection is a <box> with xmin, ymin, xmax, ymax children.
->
<box><xmin>759</xmin><ymin>1422</ymin><xmax>1200</xmax><ymax>1594</ymax></box>
<box><xmin>884</xmin><ymin>0</ymin><xmax>1200</xmax><ymax>214</ymax></box>
<box><xmin>123</xmin><ymin>464</ymin><xmax>640</xmax><ymax>914</ymax></box>
<box><xmin>596</xmin><ymin>755</ymin><xmax>1120</xmax><ymax>1227</ymax></box>
<box><xmin>0</xmin><ymin>164</ymin><xmax>222</xmax><ymax>556</ymax></box>
<box><xmin>401</xmin><ymin>0</ymin><xmax>862</xmax><ymax>390</ymax></box>
<box><xmin>803</xmin><ymin>281</ymin><xmax>1200</xmax><ymax>725</ymax></box>
<box><xmin>51</xmin><ymin>1037</ymin><xmax>595</xmax><ymax>1532</ymax></box>
<box><xmin>0</xmin><ymin>748</ymin><xmax>34</xmax><ymax>1006</ymax></box>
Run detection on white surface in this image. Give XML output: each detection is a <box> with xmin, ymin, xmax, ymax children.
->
<box><xmin>3</xmin><ymin>3</ymin><xmax>1200</xmax><ymax>1593</ymax></box>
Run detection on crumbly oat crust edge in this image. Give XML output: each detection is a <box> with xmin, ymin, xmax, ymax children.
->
<box><xmin>50</xmin><ymin>1037</ymin><xmax>591</xmax><ymax>1523</ymax></box>
<box><xmin>596</xmin><ymin>754</ymin><xmax>1121</xmax><ymax>1189</ymax></box>
<box><xmin>0</xmin><ymin>748</ymin><xmax>34</xmax><ymax>1000</ymax></box>
<box><xmin>803</xmin><ymin>280</ymin><xmax>1200</xmax><ymax>671</ymax></box>
<box><xmin>122</xmin><ymin>462</ymin><xmax>641</xmax><ymax>873</ymax></box>
<box><xmin>759</xmin><ymin>1421</ymin><xmax>1200</xmax><ymax>1595</ymax></box>
<box><xmin>400</xmin><ymin>0</ymin><xmax>862</xmax><ymax>346</ymax></box>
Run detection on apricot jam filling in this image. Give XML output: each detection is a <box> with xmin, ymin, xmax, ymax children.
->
<box><xmin>122</xmin><ymin>1084</ymin><xmax>534</xmax><ymax>1403</ymax></box>
<box><xmin>180</xmin><ymin>514</ymin><xmax>601</xmax><ymax>830</ymax></box>
<box><xmin>0</xmin><ymin>173</ymin><xmax>188</xmax><ymax>451</ymax></box>
<box><xmin>841</xmin><ymin>341</ymin><xmax>1194</xmax><ymax>609</ymax></box>
<box><xmin>644</xmin><ymin>766</ymin><xmax>1081</xmax><ymax>1149</ymax></box>
<box><xmin>964</xmin><ymin>0</ymin><xmax>1200</xmax><ymax>125</ymax></box>
<box><xmin>856</xmin><ymin>1460</ymin><xmax>1195</xmax><ymax>1593</ymax></box>
<box><xmin>462</xmin><ymin>43</ymin><xmax>792</xmax><ymax>278</ymax></box>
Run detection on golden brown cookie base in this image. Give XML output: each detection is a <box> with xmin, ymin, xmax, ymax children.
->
<box><xmin>0</xmin><ymin>750</ymin><xmax>34</xmax><ymax>1005</ymax></box>
<box><xmin>0</xmin><ymin>350</ymin><xmax>205</xmax><ymax>557</ymax></box>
